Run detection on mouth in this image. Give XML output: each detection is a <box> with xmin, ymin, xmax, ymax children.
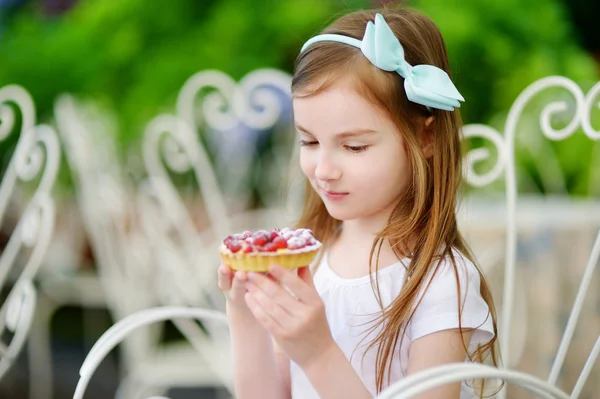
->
<box><xmin>320</xmin><ymin>187</ymin><xmax>349</xmax><ymax>200</ymax></box>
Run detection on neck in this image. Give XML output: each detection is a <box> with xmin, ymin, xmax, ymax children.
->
<box><xmin>336</xmin><ymin>206</ymin><xmax>417</xmax><ymax>261</ymax></box>
<box><xmin>329</xmin><ymin>207</ymin><xmax>405</xmax><ymax>273</ymax></box>
<box><xmin>338</xmin><ymin>207</ymin><xmax>392</xmax><ymax>247</ymax></box>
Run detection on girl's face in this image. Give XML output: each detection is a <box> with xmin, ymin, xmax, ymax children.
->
<box><xmin>293</xmin><ymin>82</ymin><xmax>412</xmax><ymax>223</ymax></box>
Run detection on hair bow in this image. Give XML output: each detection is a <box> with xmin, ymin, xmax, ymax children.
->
<box><xmin>301</xmin><ymin>13</ymin><xmax>464</xmax><ymax>111</ymax></box>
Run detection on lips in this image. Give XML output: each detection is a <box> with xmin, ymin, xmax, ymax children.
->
<box><xmin>324</xmin><ymin>189</ymin><xmax>348</xmax><ymax>195</ymax></box>
<box><xmin>320</xmin><ymin>187</ymin><xmax>349</xmax><ymax>200</ymax></box>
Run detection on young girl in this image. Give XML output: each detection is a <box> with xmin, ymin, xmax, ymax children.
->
<box><xmin>217</xmin><ymin>7</ymin><xmax>499</xmax><ymax>399</ymax></box>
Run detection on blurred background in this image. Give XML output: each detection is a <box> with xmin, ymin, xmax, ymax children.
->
<box><xmin>0</xmin><ymin>0</ymin><xmax>599</xmax><ymax>398</ymax></box>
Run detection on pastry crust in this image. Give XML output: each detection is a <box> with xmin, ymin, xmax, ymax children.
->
<box><xmin>218</xmin><ymin>228</ymin><xmax>322</xmax><ymax>272</ymax></box>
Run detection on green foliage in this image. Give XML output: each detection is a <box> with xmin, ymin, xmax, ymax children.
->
<box><xmin>0</xmin><ymin>0</ymin><xmax>348</xmax><ymax>149</ymax></box>
<box><xmin>0</xmin><ymin>0</ymin><xmax>598</xmax><ymax>195</ymax></box>
<box><xmin>411</xmin><ymin>0</ymin><xmax>599</xmax><ymax>195</ymax></box>
<box><xmin>412</xmin><ymin>0</ymin><xmax>598</xmax><ymax>122</ymax></box>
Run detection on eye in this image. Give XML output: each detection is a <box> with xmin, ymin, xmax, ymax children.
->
<box><xmin>299</xmin><ymin>140</ymin><xmax>319</xmax><ymax>147</ymax></box>
<box><xmin>344</xmin><ymin>145</ymin><xmax>369</xmax><ymax>153</ymax></box>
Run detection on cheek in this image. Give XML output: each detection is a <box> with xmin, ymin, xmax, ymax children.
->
<box><xmin>360</xmin><ymin>150</ymin><xmax>411</xmax><ymax>192</ymax></box>
<box><xmin>299</xmin><ymin>150</ymin><xmax>315</xmax><ymax>178</ymax></box>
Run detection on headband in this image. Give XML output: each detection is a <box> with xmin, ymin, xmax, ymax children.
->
<box><xmin>300</xmin><ymin>13</ymin><xmax>464</xmax><ymax>111</ymax></box>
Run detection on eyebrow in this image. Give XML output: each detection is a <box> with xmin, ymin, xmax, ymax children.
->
<box><xmin>295</xmin><ymin>124</ymin><xmax>377</xmax><ymax>138</ymax></box>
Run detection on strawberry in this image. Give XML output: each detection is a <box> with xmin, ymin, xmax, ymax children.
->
<box><xmin>297</xmin><ymin>229</ymin><xmax>314</xmax><ymax>240</ymax></box>
<box><xmin>282</xmin><ymin>231</ymin><xmax>295</xmax><ymax>240</ymax></box>
<box><xmin>251</xmin><ymin>234</ymin><xmax>269</xmax><ymax>247</ymax></box>
<box><xmin>228</xmin><ymin>240</ymin><xmax>242</xmax><ymax>253</ymax></box>
<box><xmin>287</xmin><ymin>237</ymin><xmax>307</xmax><ymax>250</ymax></box>
<box><xmin>254</xmin><ymin>229</ymin><xmax>270</xmax><ymax>238</ymax></box>
<box><xmin>262</xmin><ymin>242</ymin><xmax>278</xmax><ymax>252</ymax></box>
<box><xmin>224</xmin><ymin>228</ymin><xmax>317</xmax><ymax>253</ymax></box>
<box><xmin>272</xmin><ymin>236</ymin><xmax>287</xmax><ymax>249</ymax></box>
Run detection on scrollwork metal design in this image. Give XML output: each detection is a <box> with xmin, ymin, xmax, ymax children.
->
<box><xmin>0</xmin><ymin>85</ymin><xmax>60</xmax><ymax>380</ymax></box>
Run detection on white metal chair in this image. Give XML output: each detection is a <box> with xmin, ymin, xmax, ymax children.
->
<box><xmin>71</xmin><ymin>307</ymin><xmax>229</xmax><ymax>399</ymax></box>
<box><xmin>376</xmin><ymin>76</ymin><xmax>600</xmax><ymax>397</ymax></box>
<box><xmin>54</xmin><ymin>95</ymin><xmax>231</xmax><ymax>398</ymax></box>
<box><xmin>68</xmin><ymin>68</ymin><xmax>299</xmax><ymax>398</ymax></box>
<box><xmin>0</xmin><ymin>85</ymin><xmax>60</xmax><ymax>382</ymax></box>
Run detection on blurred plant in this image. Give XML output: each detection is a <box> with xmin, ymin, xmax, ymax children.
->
<box><xmin>410</xmin><ymin>0</ymin><xmax>599</xmax><ymax>196</ymax></box>
<box><xmin>0</xmin><ymin>0</ymin><xmax>598</xmax><ymax>196</ymax></box>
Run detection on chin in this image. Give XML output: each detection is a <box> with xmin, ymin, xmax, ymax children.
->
<box><xmin>322</xmin><ymin>203</ymin><xmax>365</xmax><ymax>221</ymax></box>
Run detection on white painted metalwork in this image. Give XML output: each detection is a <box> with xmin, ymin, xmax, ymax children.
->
<box><xmin>55</xmin><ymin>95</ymin><xmax>232</xmax><ymax>398</ymax></box>
<box><xmin>376</xmin><ymin>363</ymin><xmax>569</xmax><ymax>399</ymax></box>
<box><xmin>380</xmin><ymin>76</ymin><xmax>600</xmax><ymax>397</ymax></box>
<box><xmin>72</xmin><ymin>307</ymin><xmax>228</xmax><ymax>399</ymax></box>
<box><xmin>175</xmin><ymin>69</ymin><xmax>295</xmax><ymax>211</ymax></box>
<box><xmin>0</xmin><ymin>85</ymin><xmax>60</xmax><ymax>380</ymax></box>
<box><xmin>176</xmin><ymin>68</ymin><xmax>292</xmax><ymax>132</ymax></box>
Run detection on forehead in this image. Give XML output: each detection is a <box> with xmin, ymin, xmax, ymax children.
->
<box><xmin>292</xmin><ymin>82</ymin><xmax>391</xmax><ymax>135</ymax></box>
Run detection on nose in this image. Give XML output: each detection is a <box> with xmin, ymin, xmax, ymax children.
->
<box><xmin>314</xmin><ymin>151</ymin><xmax>342</xmax><ymax>181</ymax></box>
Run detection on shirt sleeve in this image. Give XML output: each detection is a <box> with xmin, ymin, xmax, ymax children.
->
<box><xmin>409</xmin><ymin>252</ymin><xmax>495</xmax><ymax>351</ymax></box>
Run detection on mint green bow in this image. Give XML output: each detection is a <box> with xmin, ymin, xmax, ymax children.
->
<box><xmin>301</xmin><ymin>13</ymin><xmax>464</xmax><ymax>111</ymax></box>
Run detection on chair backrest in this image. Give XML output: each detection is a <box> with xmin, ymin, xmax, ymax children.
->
<box><xmin>137</xmin><ymin>68</ymin><xmax>299</xmax><ymax>309</ymax></box>
<box><xmin>379</xmin><ymin>76</ymin><xmax>600</xmax><ymax>398</ymax></box>
<box><xmin>54</xmin><ymin>94</ymin><xmax>161</xmax><ymax>365</ymax></box>
<box><xmin>0</xmin><ymin>85</ymin><xmax>60</xmax><ymax>380</ymax></box>
<box><xmin>68</xmin><ymin>68</ymin><xmax>300</xmax><ymax>398</ymax></box>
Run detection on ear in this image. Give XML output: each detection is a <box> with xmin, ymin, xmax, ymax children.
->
<box><xmin>419</xmin><ymin>116</ymin><xmax>435</xmax><ymax>159</ymax></box>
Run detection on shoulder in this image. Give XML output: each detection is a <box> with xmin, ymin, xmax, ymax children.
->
<box><xmin>410</xmin><ymin>248</ymin><xmax>494</xmax><ymax>341</ymax></box>
<box><xmin>425</xmin><ymin>249</ymin><xmax>482</xmax><ymax>292</ymax></box>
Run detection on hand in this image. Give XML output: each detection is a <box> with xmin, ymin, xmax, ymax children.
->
<box><xmin>245</xmin><ymin>265</ymin><xmax>337</xmax><ymax>369</ymax></box>
<box><xmin>217</xmin><ymin>264</ymin><xmax>252</xmax><ymax>313</ymax></box>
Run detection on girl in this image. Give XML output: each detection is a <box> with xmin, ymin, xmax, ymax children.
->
<box><xmin>217</xmin><ymin>7</ymin><xmax>499</xmax><ymax>399</ymax></box>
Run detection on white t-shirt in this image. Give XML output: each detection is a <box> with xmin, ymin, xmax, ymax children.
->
<box><xmin>290</xmin><ymin>248</ymin><xmax>495</xmax><ymax>398</ymax></box>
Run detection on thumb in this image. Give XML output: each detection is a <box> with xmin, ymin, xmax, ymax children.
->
<box><xmin>297</xmin><ymin>266</ymin><xmax>314</xmax><ymax>287</ymax></box>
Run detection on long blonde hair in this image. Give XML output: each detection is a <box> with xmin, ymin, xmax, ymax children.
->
<box><xmin>291</xmin><ymin>7</ymin><xmax>500</xmax><ymax>394</ymax></box>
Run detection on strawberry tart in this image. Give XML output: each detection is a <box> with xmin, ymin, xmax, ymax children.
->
<box><xmin>219</xmin><ymin>228</ymin><xmax>322</xmax><ymax>272</ymax></box>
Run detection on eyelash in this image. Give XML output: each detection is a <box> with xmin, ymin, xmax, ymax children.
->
<box><xmin>299</xmin><ymin>140</ymin><xmax>369</xmax><ymax>153</ymax></box>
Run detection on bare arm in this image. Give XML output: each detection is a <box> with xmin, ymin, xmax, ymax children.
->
<box><xmin>302</xmin><ymin>329</ymin><xmax>472</xmax><ymax>399</ymax></box>
<box><xmin>244</xmin><ymin>265</ymin><xmax>373</xmax><ymax>399</ymax></box>
<box><xmin>219</xmin><ymin>266</ymin><xmax>289</xmax><ymax>399</ymax></box>
<box><xmin>406</xmin><ymin>329</ymin><xmax>473</xmax><ymax>399</ymax></box>
<box><xmin>228</xmin><ymin>304</ymin><xmax>289</xmax><ymax>399</ymax></box>
<box><xmin>302</xmin><ymin>343</ymin><xmax>372</xmax><ymax>399</ymax></box>
<box><xmin>273</xmin><ymin>340</ymin><xmax>292</xmax><ymax>399</ymax></box>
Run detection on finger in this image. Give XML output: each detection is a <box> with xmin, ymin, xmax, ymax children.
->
<box><xmin>247</xmin><ymin>272</ymin><xmax>303</xmax><ymax>313</ymax></box>
<box><xmin>297</xmin><ymin>266</ymin><xmax>314</xmax><ymax>287</ymax></box>
<box><xmin>244</xmin><ymin>292</ymin><xmax>286</xmax><ymax>336</ymax></box>
<box><xmin>246</xmin><ymin>282</ymin><xmax>295</xmax><ymax>326</ymax></box>
<box><xmin>230</xmin><ymin>270</ymin><xmax>248</xmax><ymax>299</ymax></box>
<box><xmin>217</xmin><ymin>264</ymin><xmax>233</xmax><ymax>291</ymax></box>
<box><xmin>235</xmin><ymin>270</ymin><xmax>248</xmax><ymax>282</ymax></box>
<box><xmin>267</xmin><ymin>264</ymin><xmax>316</xmax><ymax>304</ymax></box>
